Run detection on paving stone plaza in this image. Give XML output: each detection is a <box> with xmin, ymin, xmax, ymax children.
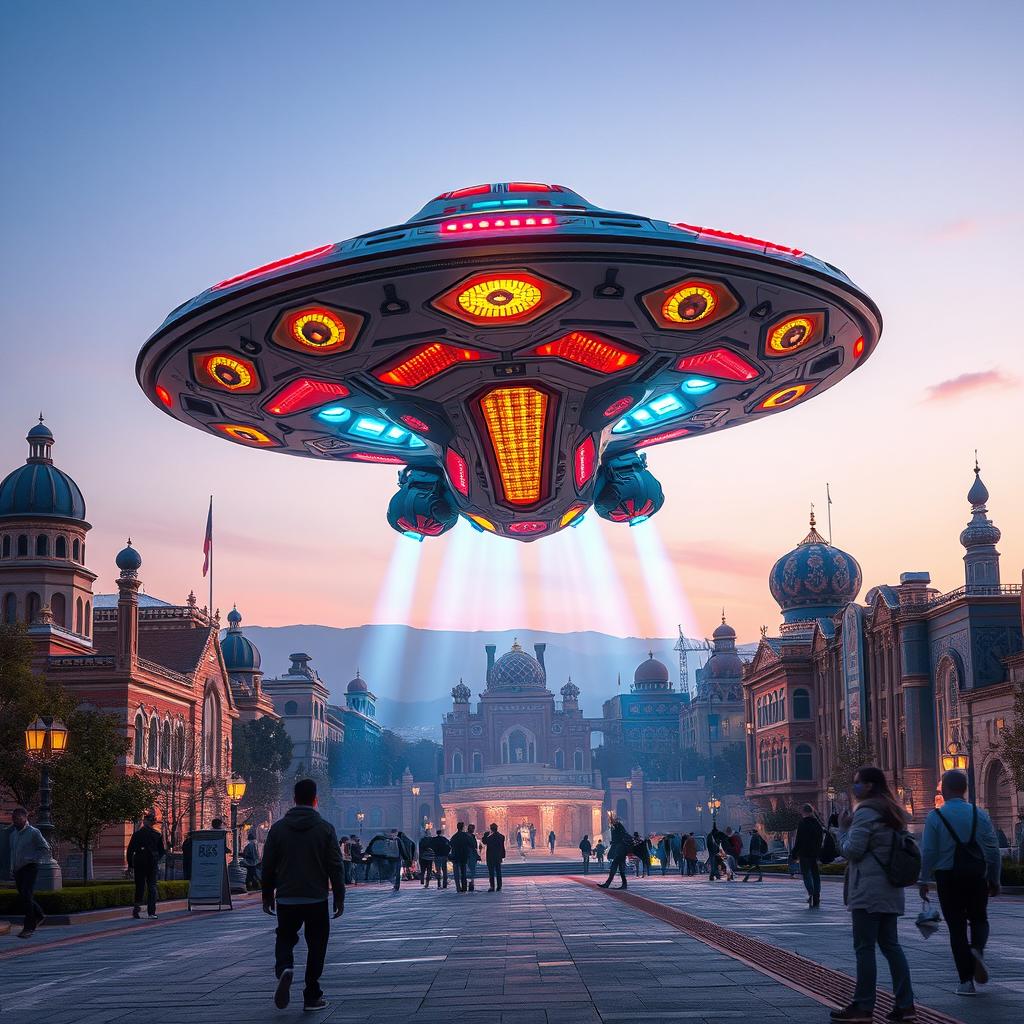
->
<box><xmin>2</xmin><ymin>875</ymin><xmax>1020</xmax><ymax>1024</ymax></box>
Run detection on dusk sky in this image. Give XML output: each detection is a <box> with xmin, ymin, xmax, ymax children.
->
<box><xmin>2</xmin><ymin>1</ymin><xmax>1021</xmax><ymax>646</ymax></box>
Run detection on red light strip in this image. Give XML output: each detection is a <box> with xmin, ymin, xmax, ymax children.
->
<box><xmin>507</xmin><ymin>182</ymin><xmax>553</xmax><ymax>192</ymax></box>
<box><xmin>448</xmin><ymin>184</ymin><xmax>492</xmax><ymax>198</ymax></box>
<box><xmin>573</xmin><ymin>436</ymin><xmax>596</xmax><ymax>489</ymax></box>
<box><xmin>676</xmin><ymin>348</ymin><xmax>759</xmax><ymax>382</ymax></box>
<box><xmin>375</xmin><ymin>342</ymin><xmax>489</xmax><ymax>388</ymax></box>
<box><xmin>672</xmin><ymin>222</ymin><xmax>804</xmax><ymax>257</ymax></box>
<box><xmin>635</xmin><ymin>428</ymin><xmax>690</xmax><ymax>448</ymax></box>
<box><xmin>445</xmin><ymin>447</ymin><xmax>470</xmax><ymax>497</ymax></box>
<box><xmin>346</xmin><ymin>452</ymin><xmax>406</xmax><ymax>464</ymax></box>
<box><xmin>441</xmin><ymin>215</ymin><xmax>556</xmax><ymax>234</ymax></box>
<box><xmin>263</xmin><ymin>378</ymin><xmax>350</xmax><ymax>416</ymax></box>
<box><xmin>211</xmin><ymin>244</ymin><xmax>334</xmax><ymax>291</ymax></box>
<box><xmin>529</xmin><ymin>331</ymin><xmax>640</xmax><ymax>374</ymax></box>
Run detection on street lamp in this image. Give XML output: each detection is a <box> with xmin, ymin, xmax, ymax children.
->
<box><xmin>625</xmin><ymin>779</ymin><xmax>632</xmax><ymax>791</ymax></box>
<box><xmin>696</xmin><ymin>803</ymin><xmax>704</xmax><ymax>830</ymax></box>
<box><xmin>411</xmin><ymin>785</ymin><xmax>420</xmax><ymax>797</ymax></box>
<box><xmin>24</xmin><ymin>716</ymin><xmax>70</xmax><ymax>889</ymax></box>
<box><xmin>707</xmin><ymin>796</ymin><xmax>721</xmax><ymax>826</ymax></box>
<box><xmin>226</xmin><ymin>774</ymin><xmax>247</xmax><ymax>893</ymax></box>
<box><xmin>356</xmin><ymin>810</ymin><xmax>364</xmax><ymax>837</ymax></box>
<box><xmin>941</xmin><ymin>741</ymin><xmax>969</xmax><ymax>773</ymax></box>
<box><xmin>826</xmin><ymin>785</ymin><xmax>837</xmax><ymax>816</ymax></box>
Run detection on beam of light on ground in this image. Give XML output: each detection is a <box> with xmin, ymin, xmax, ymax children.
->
<box><xmin>628</xmin><ymin>518</ymin><xmax>699</xmax><ymax>637</ymax></box>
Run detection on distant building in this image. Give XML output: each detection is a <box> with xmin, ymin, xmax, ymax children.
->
<box><xmin>220</xmin><ymin>606</ymin><xmax>278</xmax><ymax>723</ymax></box>
<box><xmin>681</xmin><ymin>613</ymin><xmax>745</xmax><ymax>761</ymax></box>
<box><xmin>262</xmin><ymin>652</ymin><xmax>331</xmax><ymax>777</ymax></box>
<box><xmin>334</xmin><ymin>669</ymin><xmax>382</xmax><ymax>747</ymax></box>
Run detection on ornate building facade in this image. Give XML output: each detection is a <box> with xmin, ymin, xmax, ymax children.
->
<box><xmin>440</xmin><ymin>640</ymin><xmax>604</xmax><ymax>845</ymax></box>
<box><xmin>681</xmin><ymin>614</ymin><xmax>745</xmax><ymax>760</ymax></box>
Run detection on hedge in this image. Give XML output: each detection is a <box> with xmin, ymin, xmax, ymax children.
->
<box><xmin>0</xmin><ymin>880</ymin><xmax>190</xmax><ymax>914</ymax></box>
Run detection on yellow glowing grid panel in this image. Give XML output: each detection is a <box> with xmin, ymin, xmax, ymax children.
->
<box><xmin>457</xmin><ymin>277</ymin><xmax>543</xmax><ymax>320</ymax></box>
<box><xmin>479</xmin><ymin>386</ymin><xmax>549</xmax><ymax>505</ymax></box>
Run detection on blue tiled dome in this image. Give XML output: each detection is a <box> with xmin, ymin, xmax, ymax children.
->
<box><xmin>769</xmin><ymin>513</ymin><xmax>862</xmax><ymax>623</ymax></box>
<box><xmin>488</xmin><ymin>640</ymin><xmax>546</xmax><ymax>691</ymax></box>
<box><xmin>0</xmin><ymin>420</ymin><xmax>87</xmax><ymax>523</ymax></box>
<box><xmin>115</xmin><ymin>540</ymin><xmax>142</xmax><ymax>573</ymax></box>
<box><xmin>220</xmin><ymin>607</ymin><xmax>261</xmax><ymax>672</ymax></box>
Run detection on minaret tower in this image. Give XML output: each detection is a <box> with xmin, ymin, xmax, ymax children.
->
<box><xmin>960</xmin><ymin>456</ymin><xmax>1001</xmax><ymax>588</ymax></box>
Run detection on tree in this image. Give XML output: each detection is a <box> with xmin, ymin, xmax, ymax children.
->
<box><xmin>828</xmin><ymin>728</ymin><xmax>874</xmax><ymax>793</ymax></box>
<box><xmin>51</xmin><ymin>709</ymin><xmax>155</xmax><ymax>881</ymax></box>
<box><xmin>996</xmin><ymin>680</ymin><xmax>1024</xmax><ymax>794</ymax></box>
<box><xmin>0</xmin><ymin>622</ymin><xmax>74</xmax><ymax>807</ymax></box>
<box><xmin>761</xmin><ymin>802</ymin><xmax>803</xmax><ymax>837</ymax></box>
<box><xmin>232</xmin><ymin>717</ymin><xmax>293</xmax><ymax>829</ymax></box>
<box><xmin>150</xmin><ymin>725</ymin><xmax>199</xmax><ymax>860</ymax></box>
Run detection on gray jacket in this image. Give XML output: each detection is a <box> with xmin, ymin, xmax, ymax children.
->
<box><xmin>838</xmin><ymin>802</ymin><xmax>905</xmax><ymax>916</ymax></box>
<box><xmin>10</xmin><ymin>823</ymin><xmax>50</xmax><ymax>872</ymax></box>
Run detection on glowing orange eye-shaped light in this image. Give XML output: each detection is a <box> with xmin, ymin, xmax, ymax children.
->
<box><xmin>192</xmin><ymin>352</ymin><xmax>262</xmax><ymax>394</ymax></box>
<box><xmin>214</xmin><ymin>423</ymin><xmax>279</xmax><ymax>446</ymax></box>
<box><xmin>271</xmin><ymin>304</ymin><xmax>363</xmax><ymax>356</ymax></box>
<box><xmin>758</xmin><ymin>383</ymin><xmax>813</xmax><ymax>410</ymax></box>
<box><xmin>292</xmin><ymin>310</ymin><xmax>344</xmax><ymax>349</ymax></box>
<box><xmin>663</xmin><ymin>285</ymin><xmax>717</xmax><ymax>324</ymax></box>
<box><xmin>768</xmin><ymin>317</ymin><xmax>813</xmax><ymax>353</ymax></box>
<box><xmin>457</xmin><ymin>277</ymin><xmax>543</xmax><ymax>320</ymax></box>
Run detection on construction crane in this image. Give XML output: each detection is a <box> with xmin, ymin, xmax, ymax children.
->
<box><xmin>675</xmin><ymin>627</ymin><xmax>712</xmax><ymax>697</ymax></box>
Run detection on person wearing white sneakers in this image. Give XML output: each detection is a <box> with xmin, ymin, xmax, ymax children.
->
<box><xmin>919</xmin><ymin>770</ymin><xmax>1001</xmax><ymax>997</ymax></box>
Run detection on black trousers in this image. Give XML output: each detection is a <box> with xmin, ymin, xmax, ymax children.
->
<box><xmin>437</xmin><ymin>859</ymin><xmax>449</xmax><ymax>887</ymax></box>
<box><xmin>14</xmin><ymin>864</ymin><xmax>44</xmax><ymax>930</ymax></box>
<box><xmin>452</xmin><ymin>860</ymin><xmax>468</xmax><ymax>891</ymax></box>
<box><xmin>605</xmin><ymin>854</ymin><xmax>627</xmax><ymax>885</ymax></box>
<box><xmin>935</xmin><ymin>871</ymin><xmax>990</xmax><ymax>982</ymax></box>
<box><xmin>421</xmin><ymin>859</ymin><xmax>435</xmax><ymax>885</ymax></box>
<box><xmin>581</xmin><ymin>854</ymin><xmax>591</xmax><ymax>874</ymax></box>
<box><xmin>133</xmin><ymin>858</ymin><xmax>159</xmax><ymax>914</ymax></box>
<box><xmin>275</xmin><ymin>901</ymin><xmax>330</xmax><ymax>1003</ymax></box>
<box><xmin>487</xmin><ymin>860</ymin><xmax>502</xmax><ymax>890</ymax></box>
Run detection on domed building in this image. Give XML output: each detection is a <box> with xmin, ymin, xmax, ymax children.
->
<box><xmin>261</xmin><ymin>652</ymin><xmax>333</xmax><ymax>776</ymax></box>
<box><xmin>219</xmin><ymin>606</ymin><xmax>278</xmax><ymax>724</ymax></box>
<box><xmin>441</xmin><ymin>638</ymin><xmax>604</xmax><ymax>846</ymax></box>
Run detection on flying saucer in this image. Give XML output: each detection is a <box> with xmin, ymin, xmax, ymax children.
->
<box><xmin>136</xmin><ymin>183</ymin><xmax>881</xmax><ymax>542</ymax></box>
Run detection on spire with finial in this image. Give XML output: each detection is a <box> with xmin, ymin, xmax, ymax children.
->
<box><xmin>960</xmin><ymin>452</ymin><xmax>1001</xmax><ymax>586</ymax></box>
<box><xmin>511</xmin><ymin>637</ymin><xmax>522</xmax><ymax>652</ymax></box>
<box><xmin>799</xmin><ymin>503</ymin><xmax>827</xmax><ymax>546</ymax></box>
<box><xmin>721</xmin><ymin>608</ymin><xmax>726</xmax><ymax>625</ymax></box>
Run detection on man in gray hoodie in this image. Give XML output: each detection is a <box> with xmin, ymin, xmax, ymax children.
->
<box><xmin>262</xmin><ymin>779</ymin><xmax>345</xmax><ymax>1013</ymax></box>
<box><xmin>9</xmin><ymin>806</ymin><xmax>50</xmax><ymax>938</ymax></box>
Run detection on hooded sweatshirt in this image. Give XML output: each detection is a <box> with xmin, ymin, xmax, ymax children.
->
<box><xmin>261</xmin><ymin>806</ymin><xmax>345</xmax><ymax>906</ymax></box>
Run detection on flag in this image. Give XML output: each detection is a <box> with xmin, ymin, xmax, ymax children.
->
<box><xmin>202</xmin><ymin>497</ymin><xmax>213</xmax><ymax>577</ymax></box>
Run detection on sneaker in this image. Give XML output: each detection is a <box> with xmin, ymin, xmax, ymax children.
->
<box><xmin>955</xmin><ymin>981</ymin><xmax>976</xmax><ymax>996</ymax></box>
<box><xmin>971</xmin><ymin>948</ymin><xmax>989</xmax><ymax>985</ymax></box>
<box><xmin>16</xmin><ymin>927</ymin><xmax>35</xmax><ymax>939</ymax></box>
<box><xmin>274</xmin><ymin>967</ymin><xmax>294</xmax><ymax>1009</ymax></box>
<box><xmin>147</xmin><ymin>913</ymin><xmax>158</xmax><ymax>919</ymax></box>
<box><xmin>303</xmin><ymin>998</ymin><xmax>329</xmax><ymax>1012</ymax></box>
<box><xmin>829</xmin><ymin>1004</ymin><xmax>872</xmax><ymax>1022</ymax></box>
<box><xmin>886</xmin><ymin>1007</ymin><xmax>917</xmax><ymax>1022</ymax></box>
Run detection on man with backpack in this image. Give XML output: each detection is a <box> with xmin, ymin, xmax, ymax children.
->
<box><xmin>919</xmin><ymin>769</ymin><xmax>1001</xmax><ymax>996</ymax></box>
<box><xmin>793</xmin><ymin>804</ymin><xmax>825</xmax><ymax>908</ymax></box>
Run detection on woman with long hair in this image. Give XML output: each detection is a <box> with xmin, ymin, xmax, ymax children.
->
<box><xmin>831</xmin><ymin>765</ymin><xmax>916</xmax><ymax>1023</ymax></box>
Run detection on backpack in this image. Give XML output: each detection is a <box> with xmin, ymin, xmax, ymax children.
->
<box><xmin>819</xmin><ymin>830</ymin><xmax>839</xmax><ymax>865</ymax></box>
<box><xmin>936</xmin><ymin>806</ymin><xmax>987</xmax><ymax>880</ymax></box>
<box><xmin>874</xmin><ymin>828</ymin><xmax>921</xmax><ymax>887</ymax></box>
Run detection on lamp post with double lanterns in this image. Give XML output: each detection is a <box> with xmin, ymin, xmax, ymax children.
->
<box><xmin>707</xmin><ymin>795</ymin><xmax>721</xmax><ymax>828</ymax></box>
<box><xmin>226</xmin><ymin>774</ymin><xmax>247</xmax><ymax>894</ymax></box>
<box><xmin>24</xmin><ymin>716</ymin><xmax>69</xmax><ymax>889</ymax></box>
<box><xmin>941</xmin><ymin>738</ymin><xmax>974</xmax><ymax>803</ymax></box>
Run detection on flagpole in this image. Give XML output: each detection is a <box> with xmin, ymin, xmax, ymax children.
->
<box><xmin>209</xmin><ymin>495</ymin><xmax>214</xmax><ymax>616</ymax></box>
<box><xmin>826</xmin><ymin>483</ymin><xmax>833</xmax><ymax>545</ymax></box>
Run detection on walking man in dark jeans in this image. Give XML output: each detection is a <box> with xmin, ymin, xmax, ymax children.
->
<box><xmin>482</xmin><ymin>822</ymin><xmax>506</xmax><ymax>891</ymax></box>
<box><xmin>742</xmin><ymin>827</ymin><xmax>767</xmax><ymax>883</ymax></box>
<box><xmin>598</xmin><ymin>818</ymin><xmax>630</xmax><ymax>889</ymax></box>
<box><xmin>579</xmin><ymin>834</ymin><xmax>592</xmax><ymax>874</ymax></box>
<box><xmin>127</xmin><ymin>812</ymin><xmax>165</xmax><ymax>918</ymax></box>
<box><xmin>262</xmin><ymin>778</ymin><xmax>344</xmax><ymax>1013</ymax></box>
<box><xmin>793</xmin><ymin>803</ymin><xmax>825</xmax><ymax>907</ymax></box>
<box><xmin>919</xmin><ymin>770</ymin><xmax>1002</xmax><ymax>995</ymax></box>
<box><xmin>449</xmin><ymin>821</ymin><xmax>475</xmax><ymax>892</ymax></box>
<box><xmin>9</xmin><ymin>806</ymin><xmax>49</xmax><ymax>939</ymax></box>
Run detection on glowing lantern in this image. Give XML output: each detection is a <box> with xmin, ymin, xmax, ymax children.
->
<box><xmin>227</xmin><ymin>776</ymin><xmax>247</xmax><ymax>802</ymax></box>
<box><xmin>479</xmin><ymin>386</ymin><xmax>551</xmax><ymax>506</ymax></box>
<box><xmin>375</xmin><ymin>342</ymin><xmax>491</xmax><ymax>388</ymax></box>
<box><xmin>528</xmin><ymin>331</ymin><xmax>641</xmax><ymax>374</ymax></box>
<box><xmin>263</xmin><ymin>379</ymin><xmax>350</xmax><ymax>416</ymax></box>
<box><xmin>24</xmin><ymin>718</ymin><xmax>47</xmax><ymax>754</ymax></box>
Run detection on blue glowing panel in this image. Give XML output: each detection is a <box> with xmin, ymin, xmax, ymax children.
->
<box><xmin>612</xmin><ymin>390</ymin><xmax>694</xmax><ymax>434</ymax></box>
<box><xmin>680</xmin><ymin>377</ymin><xmax>718</xmax><ymax>396</ymax></box>
<box><xmin>317</xmin><ymin>405</ymin><xmax>352</xmax><ymax>424</ymax></box>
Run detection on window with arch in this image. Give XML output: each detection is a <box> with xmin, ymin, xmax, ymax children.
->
<box><xmin>778</xmin><ymin>692</ymin><xmax>786</xmax><ymax>720</ymax></box>
<box><xmin>175</xmin><ymin>724</ymin><xmax>185</xmax><ymax>767</ymax></box>
<box><xmin>72</xmin><ymin>538</ymin><xmax>80</xmax><ymax>561</ymax></box>
<box><xmin>3</xmin><ymin>592</ymin><xmax>17</xmax><ymax>624</ymax></box>
<box><xmin>573</xmin><ymin>749</ymin><xmax>584</xmax><ymax>771</ymax></box>
<box><xmin>134</xmin><ymin>712</ymin><xmax>145</xmax><ymax>765</ymax></box>
<box><xmin>51</xmin><ymin>592</ymin><xmax>66</xmax><ymax>629</ymax></box>
<box><xmin>81</xmin><ymin>543</ymin><xmax>85</xmax><ymax>562</ymax></box>
<box><xmin>55</xmin><ymin>535</ymin><xmax>67</xmax><ymax>558</ymax></box>
<box><xmin>554</xmin><ymin>748</ymin><xmax>564</xmax><ymax>769</ymax></box>
<box><xmin>1</xmin><ymin>536</ymin><xmax>9</xmax><ymax>558</ymax></box>
<box><xmin>284</xmin><ymin>700</ymin><xmax>298</xmax><ymax>716</ymax></box>
<box><xmin>36</xmin><ymin>535</ymin><xmax>49</xmax><ymax>557</ymax></box>
<box><xmin>161</xmin><ymin>721</ymin><xmax>171</xmax><ymax>770</ymax></box>
<box><xmin>781</xmin><ymin>745</ymin><xmax>789</xmax><ymax>780</ymax></box>
<box><xmin>792</xmin><ymin>688</ymin><xmax>811</xmax><ymax>720</ymax></box>
<box><xmin>472</xmin><ymin>751</ymin><xmax>482</xmax><ymax>773</ymax></box>
<box><xmin>935</xmin><ymin>656</ymin><xmax>961</xmax><ymax>757</ymax></box>
<box><xmin>452</xmin><ymin>751</ymin><xmax>463</xmax><ymax>774</ymax></box>
<box><xmin>794</xmin><ymin>744</ymin><xmax>813</xmax><ymax>781</ymax></box>
<box><xmin>147</xmin><ymin>716</ymin><xmax>159</xmax><ymax>767</ymax></box>
<box><xmin>26</xmin><ymin>592</ymin><xmax>41</xmax><ymax>624</ymax></box>
<box><xmin>17</xmin><ymin>535</ymin><xmax>28</xmax><ymax>557</ymax></box>
<box><xmin>84</xmin><ymin>600</ymin><xmax>90</xmax><ymax>636</ymax></box>
<box><xmin>75</xmin><ymin>597</ymin><xmax>83</xmax><ymax>634</ymax></box>
<box><xmin>202</xmin><ymin>688</ymin><xmax>221</xmax><ymax>776</ymax></box>
<box><xmin>502</xmin><ymin>728</ymin><xmax>533</xmax><ymax>764</ymax></box>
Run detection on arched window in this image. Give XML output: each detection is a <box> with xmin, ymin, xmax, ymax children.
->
<box><xmin>793</xmin><ymin>688</ymin><xmax>811</xmax><ymax>720</ymax></box>
<box><xmin>75</xmin><ymin>597</ymin><xmax>83</xmax><ymax>634</ymax></box>
<box><xmin>148</xmin><ymin>715</ymin><xmax>159</xmax><ymax>767</ymax></box>
<box><xmin>51</xmin><ymin>592</ymin><xmax>66</xmax><ymax>628</ymax></box>
<box><xmin>573</xmin><ymin>749</ymin><xmax>584</xmax><ymax>771</ymax></box>
<box><xmin>503</xmin><ymin>728</ymin><xmax>532</xmax><ymax>764</ymax></box>
<box><xmin>55</xmin><ymin>536</ymin><xmax>67</xmax><ymax>558</ymax></box>
<box><xmin>794</xmin><ymin>744</ymin><xmax>813</xmax><ymax>781</ymax></box>
<box><xmin>26</xmin><ymin>592</ymin><xmax>41</xmax><ymax>623</ymax></box>
<box><xmin>284</xmin><ymin>700</ymin><xmax>298</xmax><ymax>716</ymax></box>
<box><xmin>472</xmin><ymin>751</ymin><xmax>482</xmax><ymax>773</ymax></box>
<box><xmin>3</xmin><ymin>592</ymin><xmax>17</xmax><ymax>624</ymax></box>
<box><xmin>1</xmin><ymin>536</ymin><xmax>9</xmax><ymax>558</ymax></box>
<box><xmin>452</xmin><ymin>751</ymin><xmax>463</xmax><ymax>774</ymax></box>
<box><xmin>36</xmin><ymin>535</ymin><xmax>49</xmax><ymax>557</ymax></box>
<box><xmin>779</xmin><ymin>692</ymin><xmax>786</xmax><ymax>721</ymax></box>
<box><xmin>17</xmin><ymin>535</ymin><xmax>28</xmax><ymax>557</ymax></box>
<box><xmin>554</xmin><ymin>749</ymin><xmax>564</xmax><ymax>769</ymax></box>
<box><xmin>202</xmin><ymin>688</ymin><xmax>221</xmax><ymax>776</ymax></box>
<box><xmin>134</xmin><ymin>712</ymin><xmax>145</xmax><ymax>765</ymax></box>
<box><xmin>81</xmin><ymin>543</ymin><xmax>85</xmax><ymax>562</ymax></box>
<box><xmin>175</xmin><ymin>724</ymin><xmax>185</xmax><ymax>768</ymax></box>
<box><xmin>72</xmin><ymin>538</ymin><xmax>80</xmax><ymax>561</ymax></box>
<box><xmin>781</xmin><ymin>745</ymin><xmax>789</xmax><ymax>780</ymax></box>
<box><xmin>84</xmin><ymin>601</ymin><xmax>90</xmax><ymax>636</ymax></box>
<box><xmin>161</xmin><ymin>721</ymin><xmax>171</xmax><ymax>769</ymax></box>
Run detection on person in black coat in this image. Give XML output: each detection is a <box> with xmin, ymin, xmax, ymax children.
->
<box><xmin>481</xmin><ymin>823</ymin><xmax>506</xmax><ymax>891</ymax></box>
<box><xmin>792</xmin><ymin>804</ymin><xmax>825</xmax><ymax>907</ymax></box>
<box><xmin>430</xmin><ymin>830</ymin><xmax>451</xmax><ymax>889</ymax></box>
<box><xmin>127</xmin><ymin>813</ymin><xmax>165</xmax><ymax>919</ymax></box>
<box><xmin>449</xmin><ymin>822</ymin><xmax>476</xmax><ymax>892</ymax></box>
<box><xmin>579</xmin><ymin>834</ymin><xmax>592</xmax><ymax>874</ymax></box>
<box><xmin>599</xmin><ymin>819</ymin><xmax>630</xmax><ymax>889</ymax></box>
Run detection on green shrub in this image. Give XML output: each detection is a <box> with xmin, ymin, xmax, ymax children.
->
<box><xmin>1001</xmin><ymin>858</ymin><xmax>1023</xmax><ymax>887</ymax></box>
<box><xmin>0</xmin><ymin>880</ymin><xmax>189</xmax><ymax>915</ymax></box>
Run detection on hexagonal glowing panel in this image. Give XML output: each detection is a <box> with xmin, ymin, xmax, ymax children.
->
<box><xmin>375</xmin><ymin>342</ymin><xmax>493</xmax><ymax>388</ymax></box>
<box><xmin>757</xmin><ymin>383</ymin><xmax>814</xmax><ymax>410</ymax></box>
<box><xmin>478</xmin><ymin>385</ymin><xmax>551</xmax><ymax>506</ymax></box>
<box><xmin>676</xmin><ymin>348</ymin><xmax>759</xmax><ymax>382</ymax></box>
<box><xmin>263</xmin><ymin>379</ymin><xmax>350</xmax><ymax>416</ymax></box>
<box><xmin>433</xmin><ymin>269</ymin><xmax>571</xmax><ymax>326</ymax></box>
<box><xmin>763</xmin><ymin>312</ymin><xmax>824</xmax><ymax>358</ymax></box>
<box><xmin>271</xmin><ymin>305</ymin><xmax>364</xmax><ymax>357</ymax></box>
<box><xmin>192</xmin><ymin>352</ymin><xmax>262</xmax><ymax>394</ymax></box>
<box><xmin>642</xmin><ymin>278</ymin><xmax>739</xmax><ymax>331</ymax></box>
<box><xmin>213</xmin><ymin>423</ymin><xmax>279</xmax><ymax>447</ymax></box>
<box><xmin>527</xmin><ymin>331</ymin><xmax>641</xmax><ymax>374</ymax></box>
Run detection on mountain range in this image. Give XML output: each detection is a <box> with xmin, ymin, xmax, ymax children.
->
<box><xmin>241</xmin><ymin>623</ymin><xmax>757</xmax><ymax>739</ymax></box>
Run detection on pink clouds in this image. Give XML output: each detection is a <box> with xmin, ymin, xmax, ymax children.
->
<box><xmin>923</xmin><ymin>369</ymin><xmax>1018</xmax><ymax>403</ymax></box>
